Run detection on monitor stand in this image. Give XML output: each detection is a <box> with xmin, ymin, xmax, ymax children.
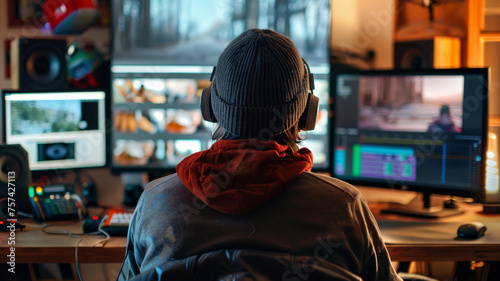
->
<box><xmin>381</xmin><ymin>192</ymin><xmax>464</xmax><ymax>219</ymax></box>
<box><xmin>121</xmin><ymin>172</ymin><xmax>146</xmax><ymax>207</ymax></box>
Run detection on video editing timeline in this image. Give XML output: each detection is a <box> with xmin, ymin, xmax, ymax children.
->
<box><xmin>3</xmin><ymin>91</ymin><xmax>107</xmax><ymax>171</ymax></box>
<box><xmin>336</xmin><ymin>145</ymin><xmax>417</xmax><ymax>181</ymax></box>
<box><xmin>110</xmin><ymin>67</ymin><xmax>331</xmax><ymax>171</ymax></box>
<box><xmin>332</xmin><ymin>69</ymin><xmax>488</xmax><ymax>195</ymax></box>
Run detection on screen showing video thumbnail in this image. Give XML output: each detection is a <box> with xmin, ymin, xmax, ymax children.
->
<box><xmin>357</xmin><ymin>75</ymin><xmax>464</xmax><ymax>133</ymax></box>
<box><xmin>113</xmin><ymin>78</ymin><xmax>200</xmax><ymax>104</ymax></box>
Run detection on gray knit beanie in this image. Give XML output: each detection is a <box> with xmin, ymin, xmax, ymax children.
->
<box><xmin>210</xmin><ymin>29</ymin><xmax>310</xmax><ymax>139</ymax></box>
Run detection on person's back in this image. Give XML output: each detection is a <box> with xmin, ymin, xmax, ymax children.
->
<box><xmin>118</xmin><ymin>29</ymin><xmax>402</xmax><ymax>281</ymax></box>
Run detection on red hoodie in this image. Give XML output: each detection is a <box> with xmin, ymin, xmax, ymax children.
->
<box><xmin>176</xmin><ymin>139</ymin><xmax>313</xmax><ymax>215</ymax></box>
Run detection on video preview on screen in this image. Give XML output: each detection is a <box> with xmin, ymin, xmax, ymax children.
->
<box><xmin>4</xmin><ymin>91</ymin><xmax>106</xmax><ymax>171</ymax></box>
<box><xmin>113</xmin><ymin>0</ymin><xmax>331</xmax><ymax>66</ymax></box>
<box><xmin>10</xmin><ymin>100</ymin><xmax>98</xmax><ymax>135</ymax></box>
<box><xmin>357</xmin><ymin>76</ymin><xmax>464</xmax><ymax>133</ymax></box>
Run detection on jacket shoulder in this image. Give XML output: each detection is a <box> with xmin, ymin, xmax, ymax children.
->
<box><xmin>298</xmin><ymin>172</ymin><xmax>361</xmax><ymax>201</ymax></box>
<box><xmin>144</xmin><ymin>174</ymin><xmax>182</xmax><ymax>192</ymax></box>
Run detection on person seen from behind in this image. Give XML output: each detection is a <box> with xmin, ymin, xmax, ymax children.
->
<box><xmin>118</xmin><ymin>28</ymin><xmax>402</xmax><ymax>281</ymax></box>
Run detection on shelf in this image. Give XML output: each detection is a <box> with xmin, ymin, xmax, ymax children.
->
<box><xmin>480</xmin><ymin>32</ymin><xmax>500</xmax><ymax>42</ymax></box>
<box><xmin>485</xmin><ymin>7</ymin><xmax>500</xmax><ymax>16</ymax></box>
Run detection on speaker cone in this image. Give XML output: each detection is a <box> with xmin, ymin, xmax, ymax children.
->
<box><xmin>400</xmin><ymin>48</ymin><xmax>429</xmax><ymax>69</ymax></box>
<box><xmin>26</xmin><ymin>50</ymin><xmax>62</xmax><ymax>84</ymax></box>
<box><xmin>0</xmin><ymin>155</ymin><xmax>22</xmax><ymax>184</ymax></box>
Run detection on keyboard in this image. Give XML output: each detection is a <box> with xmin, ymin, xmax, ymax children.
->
<box><xmin>101</xmin><ymin>210</ymin><xmax>134</xmax><ymax>236</ymax></box>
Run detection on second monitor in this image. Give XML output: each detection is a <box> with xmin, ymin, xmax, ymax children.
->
<box><xmin>3</xmin><ymin>90</ymin><xmax>107</xmax><ymax>172</ymax></box>
<box><xmin>331</xmin><ymin>68</ymin><xmax>489</xmax><ymax>217</ymax></box>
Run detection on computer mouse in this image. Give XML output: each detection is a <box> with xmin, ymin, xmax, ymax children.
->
<box><xmin>457</xmin><ymin>222</ymin><xmax>487</xmax><ymax>239</ymax></box>
<box><xmin>83</xmin><ymin>216</ymin><xmax>104</xmax><ymax>233</ymax></box>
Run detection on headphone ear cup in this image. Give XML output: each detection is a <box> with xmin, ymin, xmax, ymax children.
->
<box><xmin>298</xmin><ymin>93</ymin><xmax>319</xmax><ymax>131</ymax></box>
<box><xmin>200</xmin><ymin>86</ymin><xmax>217</xmax><ymax>122</ymax></box>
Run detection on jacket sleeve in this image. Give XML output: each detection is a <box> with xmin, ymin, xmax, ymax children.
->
<box><xmin>353</xmin><ymin>194</ymin><xmax>403</xmax><ymax>281</ymax></box>
<box><xmin>117</xmin><ymin>198</ymin><xmax>144</xmax><ymax>281</ymax></box>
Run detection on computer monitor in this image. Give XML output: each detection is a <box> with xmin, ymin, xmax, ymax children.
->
<box><xmin>331</xmin><ymin>68</ymin><xmax>489</xmax><ymax>218</ymax></box>
<box><xmin>110</xmin><ymin>74</ymin><xmax>330</xmax><ymax>172</ymax></box>
<box><xmin>2</xmin><ymin>90</ymin><xmax>107</xmax><ymax>172</ymax></box>
<box><xmin>110</xmin><ymin>0</ymin><xmax>331</xmax><ymax>172</ymax></box>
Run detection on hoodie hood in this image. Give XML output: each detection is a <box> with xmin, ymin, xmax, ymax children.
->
<box><xmin>176</xmin><ymin>139</ymin><xmax>313</xmax><ymax>215</ymax></box>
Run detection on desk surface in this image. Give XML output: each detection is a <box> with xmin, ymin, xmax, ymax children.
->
<box><xmin>364</xmin><ymin>187</ymin><xmax>500</xmax><ymax>262</ymax></box>
<box><xmin>0</xmin><ymin>219</ymin><xmax>127</xmax><ymax>263</ymax></box>
<box><xmin>1</xmin><ymin>188</ymin><xmax>500</xmax><ymax>264</ymax></box>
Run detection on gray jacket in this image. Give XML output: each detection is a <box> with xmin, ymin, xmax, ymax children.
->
<box><xmin>118</xmin><ymin>172</ymin><xmax>402</xmax><ymax>281</ymax></box>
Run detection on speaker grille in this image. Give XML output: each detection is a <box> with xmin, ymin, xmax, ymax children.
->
<box><xmin>394</xmin><ymin>40</ymin><xmax>434</xmax><ymax>69</ymax></box>
<box><xmin>11</xmin><ymin>38</ymin><xmax>67</xmax><ymax>91</ymax></box>
<box><xmin>0</xmin><ymin>155</ymin><xmax>23</xmax><ymax>184</ymax></box>
<box><xmin>0</xmin><ymin>145</ymin><xmax>32</xmax><ymax>214</ymax></box>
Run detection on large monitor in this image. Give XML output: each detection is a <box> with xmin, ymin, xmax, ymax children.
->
<box><xmin>331</xmin><ymin>68</ymin><xmax>489</xmax><ymax>218</ymax></box>
<box><xmin>110</xmin><ymin>0</ymin><xmax>331</xmax><ymax>172</ymax></box>
<box><xmin>2</xmin><ymin>90</ymin><xmax>107</xmax><ymax>172</ymax></box>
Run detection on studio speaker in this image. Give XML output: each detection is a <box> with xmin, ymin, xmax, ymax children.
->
<box><xmin>10</xmin><ymin>37</ymin><xmax>67</xmax><ymax>91</ymax></box>
<box><xmin>394</xmin><ymin>36</ymin><xmax>461</xmax><ymax>69</ymax></box>
<box><xmin>0</xmin><ymin>145</ymin><xmax>32</xmax><ymax>222</ymax></box>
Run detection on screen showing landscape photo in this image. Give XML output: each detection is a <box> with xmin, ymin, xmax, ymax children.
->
<box><xmin>112</xmin><ymin>0</ymin><xmax>331</xmax><ymax>66</ymax></box>
<box><xmin>10</xmin><ymin>100</ymin><xmax>97</xmax><ymax>135</ymax></box>
<box><xmin>358</xmin><ymin>75</ymin><xmax>464</xmax><ymax>133</ymax></box>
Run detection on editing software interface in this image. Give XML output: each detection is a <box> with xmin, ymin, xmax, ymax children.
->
<box><xmin>111</xmin><ymin>0</ymin><xmax>332</xmax><ymax>171</ymax></box>
<box><xmin>110</xmin><ymin>71</ymin><xmax>330</xmax><ymax>171</ymax></box>
<box><xmin>3</xmin><ymin>90</ymin><xmax>107</xmax><ymax>171</ymax></box>
<box><xmin>332</xmin><ymin>69</ymin><xmax>488</xmax><ymax>197</ymax></box>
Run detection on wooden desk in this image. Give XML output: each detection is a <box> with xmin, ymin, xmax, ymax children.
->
<box><xmin>359</xmin><ymin>186</ymin><xmax>500</xmax><ymax>262</ymax></box>
<box><xmin>1</xmin><ymin>190</ymin><xmax>499</xmax><ymax>264</ymax></box>
<box><xmin>0</xmin><ymin>220</ymin><xmax>126</xmax><ymax>264</ymax></box>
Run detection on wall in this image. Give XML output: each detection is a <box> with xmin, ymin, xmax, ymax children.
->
<box><xmin>331</xmin><ymin>0</ymin><xmax>394</xmax><ymax>69</ymax></box>
<box><xmin>485</xmin><ymin>0</ymin><xmax>500</xmax><ymax>116</ymax></box>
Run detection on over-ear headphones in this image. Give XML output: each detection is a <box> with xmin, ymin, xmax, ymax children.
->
<box><xmin>200</xmin><ymin>58</ymin><xmax>319</xmax><ymax>131</ymax></box>
<box><xmin>200</xmin><ymin>68</ymin><xmax>218</xmax><ymax>123</ymax></box>
<box><xmin>298</xmin><ymin>59</ymin><xmax>319</xmax><ymax>131</ymax></box>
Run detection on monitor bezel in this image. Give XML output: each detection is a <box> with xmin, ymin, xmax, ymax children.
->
<box><xmin>330</xmin><ymin>67</ymin><xmax>489</xmax><ymax>201</ymax></box>
<box><xmin>1</xmin><ymin>88</ymin><xmax>111</xmax><ymax>175</ymax></box>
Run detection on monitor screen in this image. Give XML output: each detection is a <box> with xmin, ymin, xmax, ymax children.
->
<box><xmin>110</xmin><ymin>74</ymin><xmax>330</xmax><ymax>171</ymax></box>
<box><xmin>331</xmin><ymin>68</ymin><xmax>489</xmax><ymax>199</ymax></box>
<box><xmin>110</xmin><ymin>0</ymin><xmax>331</xmax><ymax>172</ymax></box>
<box><xmin>111</xmin><ymin>76</ymin><xmax>212</xmax><ymax>170</ymax></box>
<box><xmin>112</xmin><ymin>0</ymin><xmax>331</xmax><ymax>66</ymax></box>
<box><xmin>3</xmin><ymin>90</ymin><xmax>107</xmax><ymax>171</ymax></box>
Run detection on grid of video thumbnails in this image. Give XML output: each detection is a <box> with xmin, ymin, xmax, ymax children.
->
<box><xmin>112</xmin><ymin>78</ymin><xmax>211</xmax><ymax>168</ymax></box>
<box><xmin>112</xmin><ymin>77</ymin><xmax>331</xmax><ymax>169</ymax></box>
